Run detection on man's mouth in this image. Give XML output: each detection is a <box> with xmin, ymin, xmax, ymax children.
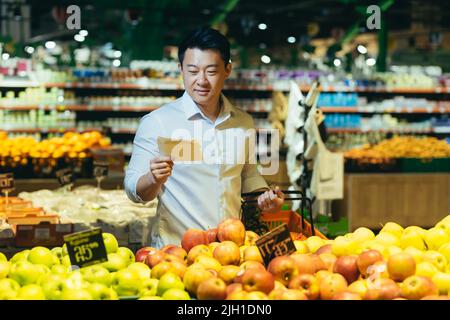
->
<box><xmin>195</xmin><ymin>89</ymin><xmax>210</xmax><ymax>96</ymax></box>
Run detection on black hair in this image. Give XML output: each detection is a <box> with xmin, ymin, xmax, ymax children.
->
<box><xmin>178</xmin><ymin>27</ymin><xmax>231</xmax><ymax>66</ymax></box>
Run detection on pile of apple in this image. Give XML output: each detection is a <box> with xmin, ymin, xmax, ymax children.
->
<box><xmin>135</xmin><ymin>215</ymin><xmax>450</xmax><ymax>300</ymax></box>
<box><xmin>0</xmin><ymin>233</ymin><xmax>159</xmax><ymax>300</ymax></box>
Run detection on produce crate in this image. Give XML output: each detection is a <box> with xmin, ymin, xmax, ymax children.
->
<box><xmin>14</xmin><ymin>222</ymin><xmax>74</xmax><ymax>247</ymax></box>
<box><xmin>400</xmin><ymin>158</ymin><xmax>450</xmax><ymax>173</ymax></box>
<box><xmin>344</xmin><ymin>158</ymin><xmax>401</xmax><ymax>173</ymax></box>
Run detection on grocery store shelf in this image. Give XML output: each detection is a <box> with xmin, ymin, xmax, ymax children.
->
<box><xmin>326</xmin><ymin>128</ymin><xmax>440</xmax><ymax>134</ymax></box>
<box><xmin>1</xmin><ymin>127</ymin><xmax>137</xmax><ymax>134</ymax></box>
<box><xmin>0</xmin><ymin>105</ymin><xmax>160</xmax><ymax>112</ymax></box>
<box><xmin>321</xmin><ymin>106</ymin><xmax>450</xmax><ymax>114</ymax></box>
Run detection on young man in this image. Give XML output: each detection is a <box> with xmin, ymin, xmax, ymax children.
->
<box><xmin>125</xmin><ymin>27</ymin><xmax>284</xmax><ymax>248</ymax></box>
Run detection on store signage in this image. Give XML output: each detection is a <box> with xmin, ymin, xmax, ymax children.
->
<box><xmin>93</xmin><ymin>161</ymin><xmax>109</xmax><ymax>178</ymax></box>
<box><xmin>63</xmin><ymin>228</ymin><xmax>108</xmax><ymax>268</ymax></box>
<box><xmin>56</xmin><ymin>168</ymin><xmax>75</xmax><ymax>187</ymax></box>
<box><xmin>0</xmin><ymin>173</ymin><xmax>14</xmax><ymax>192</ymax></box>
<box><xmin>256</xmin><ymin>224</ymin><xmax>296</xmax><ymax>266</ymax></box>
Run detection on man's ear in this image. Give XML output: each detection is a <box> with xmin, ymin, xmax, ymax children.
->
<box><xmin>225</xmin><ymin>62</ymin><xmax>232</xmax><ymax>78</ymax></box>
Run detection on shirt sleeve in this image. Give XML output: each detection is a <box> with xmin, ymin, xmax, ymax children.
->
<box><xmin>124</xmin><ymin>114</ymin><xmax>162</xmax><ymax>203</ymax></box>
<box><xmin>241</xmin><ymin>117</ymin><xmax>269</xmax><ymax>193</ymax></box>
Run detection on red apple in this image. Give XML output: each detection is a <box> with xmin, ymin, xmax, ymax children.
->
<box><xmin>183</xmin><ymin>267</ymin><xmax>214</xmax><ymax>296</ymax></box>
<box><xmin>241</xmin><ymin>268</ymin><xmax>275</xmax><ymax>294</ymax></box>
<box><xmin>187</xmin><ymin>244</ymin><xmax>211</xmax><ymax>265</ymax></box>
<box><xmin>332</xmin><ymin>291</ymin><xmax>362</xmax><ymax>300</ymax></box>
<box><xmin>213</xmin><ymin>241</ymin><xmax>240</xmax><ymax>266</ymax></box>
<box><xmin>144</xmin><ymin>250</ymin><xmax>166</xmax><ymax>268</ymax></box>
<box><xmin>387</xmin><ymin>252</ymin><xmax>416</xmax><ymax>282</ymax></box>
<box><xmin>226</xmin><ymin>283</ymin><xmax>243</xmax><ymax>296</ymax></box>
<box><xmin>275</xmin><ymin>289</ymin><xmax>308</xmax><ymax>300</ymax></box>
<box><xmin>365</xmin><ymin>278</ymin><xmax>401</xmax><ymax>300</ymax></box>
<box><xmin>401</xmin><ymin>275</ymin><xmax>439</xmax><ymax>300</ymax></box>
<box><xmin>333</xmin><ymin>255</ymin><xmax>360</xmax><ymax>284</ymax></box>
<box><xmin>181</xmin><ymin>229</ymin><xmax>208</xmax><ymax>253</ymax></box>
<box><xmin>310</xmin><ymin>254</ymin><xmax>327</xmax><ymax>273</ymax></box>
<box><xmin>319</xmin><ymin>273</ymin><xmax>348</xmax><ymax>300</ymax></box>
<box><xmin>289</xmin><ymin>253</ymin><xmax>316</xmax><ymax>274</ymax></box>
<box><xmin>316</xmin><ymin>244</ymin><xmax>333</xmax><ymax>255</ymax></box>
<box><xmin>217</xmin><ymin>218</ymin><xmax>246</xmax><ymax>246</ymax></box>
<box><xmin>197</xmin><ymin>277</ymin><xmax>227</xmax><ymax>300</ymax></box>
<box><xmin>243</xmin><ymin>246</ymin><xmax>263</xmax><ymax>264</ymax></box>
<box><xmin>161</xmin><ymin>245</ymin><xmax>187</xmax><ymax>263</ymax></box>
<box><xmin>218</xmin><ymin>265</ymin><xmax>241</xmax><ymax>285</ymax></box>
<box><xmin>288</xmin><ymin>274</ymin><xmax>320</xmax><ymax>300</ymax></box>
<box><xmin>233</xmin><ymin>261</ymin><xmax>266</xmax><ymax>284</ymax></box>
<box><xmin>135</xmin><ymin>247</ymin><xmax>157</xmax><ymax>263</ymax></box>
<box><xmin>267</xmin><ymin>256</ymin><xmax>299</xmax><ymax>286</ymax></box>
<box><xmin>357</xmin><ymin>250</ymin><xmax>384</xmax><ymax>277</ymax></box>
<box><xmin>206</xmin><ymin>228</ymin><xmax>218</xmax><ymax>244</ymax></box>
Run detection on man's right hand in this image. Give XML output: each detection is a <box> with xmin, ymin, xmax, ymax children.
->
<box><xmin>150</xmin><ymin>156</ymin><xmax>174</xmax><ymax>184</ymax></box>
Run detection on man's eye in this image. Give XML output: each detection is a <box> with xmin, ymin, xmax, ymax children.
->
<box><xmin>208</xmin><ymin>71</ymin><xmax>217</xmax><ymax>75</ymax></box>
<box><xmin>188</xmin><ymin>71</ymin><xmax>198</xmax><ymax>74</ymax></box>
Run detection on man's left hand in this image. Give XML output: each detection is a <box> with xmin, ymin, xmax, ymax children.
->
<box><xmin>257</xmin><ymin>186</ymin><xmax>285</xmax><ymax>214</ymax></box>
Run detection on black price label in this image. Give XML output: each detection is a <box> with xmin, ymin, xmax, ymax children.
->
<box><xmin>56</xmin><ymin>168</ymin><xmax>75</xmax><ymax>186</ymax></box>
<box><xmin>256</xmin><ymin>224</ymin><xmax>296</xmax><ymax>266</ymax></box>
<box><xmin>0</xmin><ymin>173</ymin><xmax>14</xmax><ymax>192</ymax></box>
<box><xmin>63</xmin><ymin>228</ymin><xmax>108</xmax><ymax>268</ymax></box>
<box><xmin>93</xmin><ymin>161</ymin><xmax>109</xmax><ymax>178</ymax></box>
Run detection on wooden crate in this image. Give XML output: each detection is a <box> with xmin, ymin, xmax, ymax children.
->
<box><xmin>334</xmin><ymin>173</ymin><xmax>450</xmax><ymax>231</ymax></box>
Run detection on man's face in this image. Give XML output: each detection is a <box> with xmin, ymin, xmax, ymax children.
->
<box><xmin>180</xmin><ymin>48</ymin><xmax>232</xmax><ymax>108</ymax></box>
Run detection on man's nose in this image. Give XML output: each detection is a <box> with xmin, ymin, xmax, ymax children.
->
<box><xmin>197</xmin><ymin>72</ymin><xmax>208</xmax><ymax>85</ymax></box>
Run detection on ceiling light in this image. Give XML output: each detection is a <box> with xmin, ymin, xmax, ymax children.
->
<box><xmin>113</xmin><ymin>51</ymin><xmax>122</xmax><ymax>58</ymax></box>
<box><xmin>2</xmin><ymin>53</ymin><xmax>10</xmax><ymax>60</ymax></box>
<box><xmin>333</xmin><ymin>58</ymin><xmax>341</xmax><ymax>67</ymax></box>
<box><xmin>74</xmin><ymin>34</ymin><xmax>85</xmax><ymax>42</ymax></box>
<box><xmin>261</xmin><ymin>55</ymin><xmax>271</xmax><ymax>64</ymax></box>
<box><xmin>24</xmin><ymin>46</ymin><xmax>34</xmax><ymax>54</ymax></box>
<box><xmin>258</xmin><ymin>23</ymin><xmax>267</xmax><ymax>30</ymax></box>
<box><xmin>357</xmin><ymin>45</ymin><xmax>368</xmax><ymax>54</ymax></box>
<box><xmin>287</xmin><ymin>36</ymin><xmax>296</xmax><ymax>44</ymax></box>
<box><xmin>79</xmin><ymin>30</ymin><xmax>88</xmax><ymax>37</ymax></box>
<box><xmin>45</xmin><ymin>41</ymin><xmax>56</xmax><ymax>49</ymax></box>
<box><xmin>112</xmin><ymin>59</ymin><xmax>121</xmax><ymax>67</ymax></box>
<box><xmin>366</xmin><ymin>58</ymin><xmax>376</xmax><ymax>66</ymax></box>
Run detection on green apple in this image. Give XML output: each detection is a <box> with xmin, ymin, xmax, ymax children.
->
<box><xmin>10</xmin><ymin>250</ymin><xmax>30</xmax><ymax>263</ymax></box>
<box><xmin>60</xmin><ymin>288</ymin><xmax>93</xmax><ymax>300</ymax></box>
<box><xmin>61</xmin><ymin>255</ymin><xmax>72</xmax><ymax>268</ymax></box>
<box><xmin>139</xmin><ymin>296</ymin><xmax>163</xmax><ymax>300</ymax></box>
<box><xmin>161</xmin><ymin>288</ymin><xmax>190</xmax><ymax>300</ymax></box>
<box><xmin>51</xmin><ymin>264</ymin><xmax>71</xmax><ymax>275</ymax></box>
<box><xmin>0</xmin><ymin>278</ymin><xmax>20</xmax><ymax>300</ymax></box>
<box><xmin>87</xmin><ymin>283</ymin><xmax>118</xmax><ymax>300</ymax></box>
<box><xmin>81</xmin><ymin>265</ymin><xmax>112</xmax><ymax>286</ymax></box>
<box><xmin>127</xmin><ymin>262</ymin><xmax>151</xmax><ymax>279</ymax></box>
<box><xmin>9</xmin><ymin>260</ymin><xmax>46</xmax><ymax>285</ymax></box>
<box><xmin>62</xmin><ymin>244</ymin><xmax>68</xmax><ymax>256</ymax></box>
<box><xmin>138</xmin><ymin>278</ymin><xmax>159</xmax><ymax>297</ymax></box>
<box><xmin>27</xmin><ymin>246</ymin><xmax>55</xmax><ymax>268</ymax></box>
<box><xmin>0</xmin><ymin>261</ymin><xmax>10</xmax><ymax>279</ymax></box>
<box><xmin>0</xmin><ymin>252</ymin><xmax>6</xmax><ymax>262</ymax></box>
<box><xmin>157</xmin><ymin>272</ymin><xmax>184</xmax><ymax>296</ymax></box>
<box><xmin>39</xmin><ymin>274</ymin><xmax>67</xmax><ymax>300</ymax></box>
<box><xmin>15</xmin><ymin>284</ymin><xmax>46</xmax><ymax>300</ymax></box>
<box><xmin>116</xmin><ymin>247</ymin><xmax>135</xmax><ymax>265</ymax></box>
<box><xmin>63</xmin><ymin>272</ymin><xmax>90</xmax><ymax>291</ymax></box>
<box><xmin>112</xmin><ymin>268</ymin><xmax>142</xmax><ymax>297</ymax></box>
<box><xmin>51</xmin><ymin>247</ymin><xmax>63</xmax><ymax>260</ymax></box>
<box><xmin>102</xmin><ymin>253</ymin><xmax>128</xmax><ymax>272</ymax></box>
<box><xmin>102</xmin><ymin>233</ymin><xmax>119</xmax><ymax>254</ymax></box>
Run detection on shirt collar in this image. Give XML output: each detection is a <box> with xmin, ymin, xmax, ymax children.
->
<box><xmin>181</xmin><ymin>91</ymin><xmax>234</xmax><ymax>124</ymax></box>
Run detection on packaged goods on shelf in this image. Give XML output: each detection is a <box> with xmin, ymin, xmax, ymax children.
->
<box><xmin>317</xmin><ymin>93</ymin><xmax>360</xmax><ymax>107</ymax></box>
<box><xmin>17</xmin><ymin>185</ymin><xmax>157</xmax><ymax>245</ymax></box>
<box><xmin>0</xmin><ymin>87</ymin><xmax>64</xmax><ymax>107</ymax></box>
<box><xmin>0</xmin><ymin>57</ymin><xmax>32</xmax><ymax>77</ymax></box>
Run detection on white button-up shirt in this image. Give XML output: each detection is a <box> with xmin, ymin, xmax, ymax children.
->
<box><xmin>124</xmin><ymin>91</ymin><xmax>268</xmax><ymax>248</ymax></box>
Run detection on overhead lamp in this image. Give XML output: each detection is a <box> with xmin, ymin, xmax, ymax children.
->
<box><xmin>258</xmin><ymin>23</ymin><xmax>267</xmax><ymax>30</ymax></box>
<box><xmin>287</xmin><ymin>36</ymin><xmax>296</xmax><ymax>44</ymax></box>
<box><xmin>74</xmin><ymin>34</ymin><xmax>85</xmax><ymax>42</ymax></box>
<box><xmin>366</xmin><ymin>58</ymin><xmax>376</xmax><ymax>66</ymax></box>
<box><xmin>113</xmin><ymin>51</ymin><xmax>122</xmax><ymax>58</ymax></box>
<box><xmin>261</xmin><ymin>55</ymin><xmax>271</xmax><ymax>64</ymax></box>
<box><xmin>333</xmin><ymin>58</ymin><xmax>341</xmax><ymax>67</ymax></box>
<box><xmin>24</xmin><ymin>46</ymin><xmax>35</xmax><ymax>54</ymax></box>
<box><xmin>112</xmin><ymin>59</ymin><xmax>121</xmax><ymax>67</ymax></box>
<box><xmin>45</xmin><ymin>41</ymin><xmax>56</xmax><ymax>49</ymax></box>
<box><xmin>357</xmin><ymin>45</ymin><xmax>368</xmax><ymax>54</ymax></box>
<box><xmin>2</xmin><ymin>53</ymin><xmax>10</xmax><ymax>60</ymax></box>
<box><xmin>79</xmin><ymin>30</ymin><xmax>88</xmax><ymax>37</ymax></box>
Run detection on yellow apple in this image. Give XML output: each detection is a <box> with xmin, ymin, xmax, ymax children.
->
<box><xmin>195</xmin><ymin>256</ymin><xmax>222</xmax><ymax>273</ymax></box>
<box><xmin>353</xmin><ymin>227</ymin><xmax>375</xmax><ymax>242</ymax></box>
<box><xmin>431</xmin><ymin>272</ymin><xmax>450</xmax><ymax>295</ymax></box>
<box><xmin>435</xmin><ymin>221</ymin><xmax>450</xmax><ymax>238</ymax></box>
<box><xmin>331</xmin><ymin>236</ymin><xmax>361</xmax><ymax>257</ymax></box>
<box><xmin>347</xmin><ymin>279</ymin><xmax>368</xmax><ymax>299</ymax></box>
<box><xmin>305</xmin><ymin>236</ymin><xmax>326</xmax><ymax>254</ymax></box>
<box><xmin>438</xmin><ymin>243</ymin><xmax>450</xmax><ymax>263</ymax></box>
<box><xmin>424</xmin><ymin>228</ymin><xmax>450</xmax><ymax>251</ymax></box>
<box><xmin>422</xmin><ymin>251</ymin><xmax>447</xmax><ymax>272</ymax></box>
<box><xmin>293</xmin><ymin>240</ymin><xmax>310</xmax><ymax>254</ymax></box>
<box><xmin>415</xmin><ymin>261</ymin><xmax>439</xmax><ymax>278</ymax></box>
<box><xmin>374</xmin><ymin>232</ymin><xmax>399</xmax><ymax>247</ymax></box>
<box><xmin>382</xmin><ymin>246</ymin><xmax>402</xmax><ymax>260</ymax></box>
<box><xmin>403</xmin><ymin>247</ymin><xmax>424</xmax><ymax>264</ymax></box>
<box><xmin>379</xmin><ymin>222</ymin><xmax>404</xmax><ymax>239</ymax></box>
<box><xmin>398</xmin><ymin>231</ymin><xmax>427</xmax><ymax>251</ymax></box>
<box><xmin>208</xmin><ymin>242</ymin><xmax>220</xmax><ymax>254</ymax></box>
<box><xmin>437</xmin><ymin>215</ymin><xmax>450</xmax><ymax>226</ymax></box>
<box><xmin>361</xmin><ymin>240</ymin><xmax>386</xmax><ymax>253</ymax></box>
<box><xmin>403</xmin><ymin>226</ymin><xmax>426</xmax><ymax>237</ymax></box>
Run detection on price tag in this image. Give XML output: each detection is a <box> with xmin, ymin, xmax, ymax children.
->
<box><xmin>93</xmin><ymin>161</ymin><xmax>109</xmax><ymax>178</ymax></box>
<box><xmin>255</xmin><ymin>224</ymin><xmax>296</xmax><ymax>266</ymax></box>
<box><xmin>56</xmin><ymin>168</ymin><xmax>75</xmax><ymax>187</ymax></box>
<box><xmin>0</xmin><ymin>173</ymin><xmax>14</xmax><ymax>192</ymax></box>
<box><xmin>63</xmin><ymin>228</ymin><xmax>108</xmax><ymax>268</ymax></box>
